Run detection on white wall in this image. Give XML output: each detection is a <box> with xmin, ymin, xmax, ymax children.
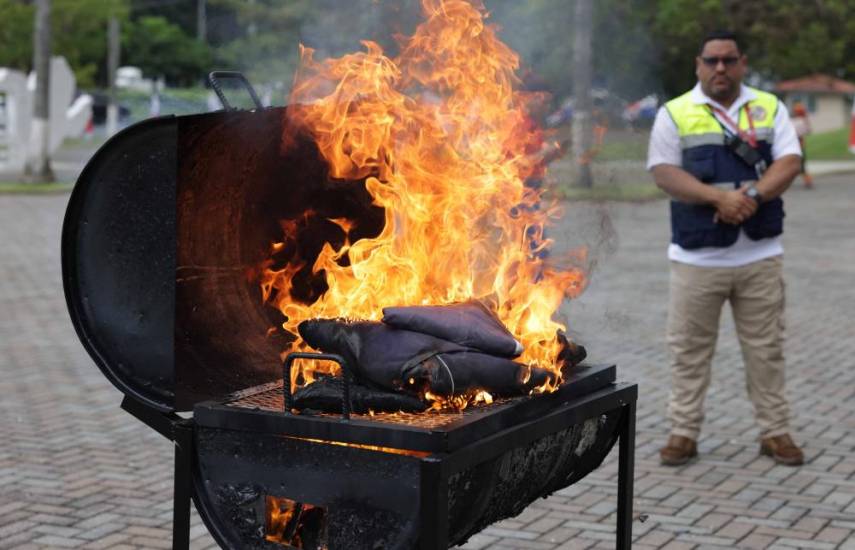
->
<box><xmin>812</xmin><ymin>94</ymin><xmax>847</xmax><ymax>133</ymax></box>
<box><xmin>0</xmin><ymin>69</ymin><xmax>32</xmax><ymax>174</ymax></box>
<box><xmin>0</xmin><ymin>57</ymin><xmax>92</xmax><ymax>175</ymax></box>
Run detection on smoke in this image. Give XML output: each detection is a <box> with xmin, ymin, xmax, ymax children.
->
<box><xmin>548</xmin><ymin>202</ymin><xmax>618</xmax><ymax>280</ymax></box>
<box><xmin>204</xmin><ymin>1</ymin><xmax>666</xmax><ymax>108</ymax></box>
<box><xmin>547</xmin><ymin>200</ymin><xmax>619</xmax><ymax>340</ymax></box>
<box><xmin>485</xmin><ymin>0</ymin><xmax>664</xmax><ymax>104</ymax></box>
<box><xmin>297</xmin><ymin>1</ymin><xmax>422</xmax><ymax>60</ymax></box>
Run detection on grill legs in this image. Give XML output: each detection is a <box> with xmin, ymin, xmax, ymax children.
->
<box><xmin>173</xmin><ymin>422</ymin><xmax>194</xmax><ymax>550</ymax></box>
<box><xmin>419</xmin><ymin>457</ymin><xmax>449</xmax><ymax>549</ymax></box>
<box><xmin>617</xmin><ymin>400</ymin><xmax>636</xmax><ymax>549</ymax></box>
<box><xmin>161</xmin><ymin>389</ymin><xmax>636</xmax><ymax>549</ymax></box>
<box><xmin>417</xmin><ymin>398</ymin><xmax>637</xmax><ymax>550</ymax></box>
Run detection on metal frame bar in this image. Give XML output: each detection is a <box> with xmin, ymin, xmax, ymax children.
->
<box><xmin>419</xmin><ymin>458</ymin><xmax>449</xmax><ymax>550</ymax></box>
<box><xmin>195</xmin><ymin>364</ymin><xmax>617</xmax><ymax>454</ymax></box>
<box><xmin>207</xmin><ymin>71</ymin><xmax>263</xmax><ymax>111</ymax></box>
<box><xmin>283</xmin><ymin>352</ymin><xmax>352</xmax><ymax>419</ymax></box>
<box><xmin>617</xmin><ymin>400</ymin><xmax>636</xmax><ymax>550</ymax></box>
<box><xmin>173</xmin><ymin>422</ymin><xmax>194</xmax><ymax>550</ymax></box>
<box><xmin>119</xmin><ymin>397</ymin><xmax>196</xmax><ymax>550</ymax></box>
<box><xmin>416</xmin><ymin>383</ymin><xmax>637</xmax><ymax>550</ymax></box>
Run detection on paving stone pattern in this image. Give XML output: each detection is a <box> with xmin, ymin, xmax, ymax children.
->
<box><xmin>1</xmin><ymin>174</ymin><xmax>854</xmax><ymax>549</ymax></box>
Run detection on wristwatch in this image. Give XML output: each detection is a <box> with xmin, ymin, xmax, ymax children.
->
<box><xmin>744</xmin><ymin>183</ymin><xmax>763</xmax><ymax>204</ymax></box>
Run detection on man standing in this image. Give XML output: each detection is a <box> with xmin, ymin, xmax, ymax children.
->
<box><xmin>647</xmin><ymin>31</ymin><xmax>804</xmax><ymax>466</ymax></box>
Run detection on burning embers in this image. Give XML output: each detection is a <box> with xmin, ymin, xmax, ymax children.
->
<box><xmin>266</xmin><ymin>496</ymin><xmax>327</xmax><ymax>548</ymax></box>
<box><xmin>258</xmin><ymin>0</ymin><xmax>587</xmax><ymax>409</ymax></box>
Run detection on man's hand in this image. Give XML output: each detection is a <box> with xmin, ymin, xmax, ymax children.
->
<box><xmin>714</xmin><ymin>187</ymin><xmax>757</xmax><ymax>224</ymax></box>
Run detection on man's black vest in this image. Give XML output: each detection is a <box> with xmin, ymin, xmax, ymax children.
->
<box><xmin>665</xmin><ymin>88</ymin><xmax>785</xmax><ymax>249</ymax></box>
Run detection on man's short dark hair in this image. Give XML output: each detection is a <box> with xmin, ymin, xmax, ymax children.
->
<box><xmin>700</xmin><ymin>30</ymin><xmax>744</xmax><ymax>55</ymax></box>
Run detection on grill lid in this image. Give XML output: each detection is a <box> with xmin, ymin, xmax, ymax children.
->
<box><xmin>62</xmin><ymin>107</ymin><xmax>384</xmax><ymax>413</ymax></box>
<box><xmin>62</xmin><ymin>116</ymin><xmax>178</xmax><ymax>412</ymax></box>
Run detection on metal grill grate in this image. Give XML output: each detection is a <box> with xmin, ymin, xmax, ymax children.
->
<box><xmin>226</xmin><ymin>380</ymin><xmax>507</xmax><ymax>430</ymax></box>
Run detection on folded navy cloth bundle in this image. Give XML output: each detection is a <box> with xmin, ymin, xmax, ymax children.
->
<box><xmin>293</xmin><ymin>300</ymin><xmax>582</xmax><ymax>413</ymax></box>
<box><xmin>381</xmin><ymin>301</ymin><xmax>524</xmax><ymax>358</ymax></box>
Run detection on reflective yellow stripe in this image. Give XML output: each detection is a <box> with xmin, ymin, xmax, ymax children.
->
<box><xmin>680</xmin><ymin>133</ymin><xmax>725</xmax><ymax>148</ymax></box>
<box><xmin>666</xmin><ymin>87</ymin><xmax>779</xmax><ymax>148</ymax></box>
<box><xmin>679</xmin><ymin>127</ymin><xmax>775</xmax><ymax>148</ymax></box>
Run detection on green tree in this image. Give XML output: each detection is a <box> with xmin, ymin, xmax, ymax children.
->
<box><xmin>634</xmin><ymin>0</ymin><xmax>855</xmax><ymax>97</ymax></box>
<box><xmin>53</xmin><ymin>0</ymin><xmax>130</xmax><ymax>88</ymax></box>
<box><xmin>207</xmin><ymin>0</ymin><xmax>317</xmax><ymax>87</ymax></box>
<box><xmin>207</xmin><ymin>0</ymin><xmax>407</xmax><ymax>89</ymax></box>
<box><xmin>758</xmin><ymin>0</ymin><xmax>855</xmax><ymax>80</ymax></box>
<box><xmin>0</xmin><ymin>0</ymin><xmax>129</xmax><ymax>87</ymax></box>
<box><xmin>123</xmin><ymin>16</ymin><xmax>211</xmax><ymax>86</ymax></box>
<box><xmin>0</xmin><ymin>0</ymin><xmax>35</xmax><ymax>71</ymax></box>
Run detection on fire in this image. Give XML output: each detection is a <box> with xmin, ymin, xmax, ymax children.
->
<box><xmin>286</xmin><ymin>436</ymin><xmax>431</xmax><ymax>458</ymax></box>
<box><xmin>261</xmin><ymin>0</ymin><xmax>586</xmax><ymax>399</ymax></box>
<box><xmin>266</xmin><ymin>496</ymin><xmax>327</xmax><ymax>548</ymax></box>
<box><xmin>424</xmin><ymin>389</ymin><xmax>493</xmax><ymax>412</ymax></box>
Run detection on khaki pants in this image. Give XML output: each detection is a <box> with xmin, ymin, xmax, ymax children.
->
<box><xmin>667</xmin><ymin>256</ymin><xmax>790</xmax><ymax>440</ymax></box>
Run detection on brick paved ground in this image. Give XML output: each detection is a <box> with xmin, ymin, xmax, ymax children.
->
<box><xmin>1</xmin><ymin>174</ymin><xmax>854</xmax><ymax>549</ymax></box>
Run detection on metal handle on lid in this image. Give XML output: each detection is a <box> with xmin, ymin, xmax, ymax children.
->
<box><xmin>207</xmin><ymin>70</ymin><xmax>263</xmax><ymax>111</ymax></box>
<box><xmin>283</xmin><ymin>352</ymin><xmax>352</xmax><ymax>419</ymax></box>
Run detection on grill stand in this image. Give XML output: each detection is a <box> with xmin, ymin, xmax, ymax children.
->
<box><xmin>416</xmin><ymin>393</ymin><xmax>636</xmax><ymax>550</ymax></box>
<box><xmin>122</xmin><ymin>384</ymin><xmax>637</xmax><ymax>550</ymax></box>
<box><xmin>120</xmin><ymin>397</ymin><xmax>195</xmax><ymax>550</ymax></box>
<box><xmin>173</xmin><ymin>422</ymin><xmax>194</xmax><ymax>550</ymax></box>
<box><xmin>618</xmin><ymin>399</ymin><xmax>636</xmax><ymax>548</ymax></box>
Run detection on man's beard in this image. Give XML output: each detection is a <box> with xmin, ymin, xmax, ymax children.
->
<box><xmin>706</xmin><ymin>78</ymin><xmax>737</xmax><ymax>103</ymax></box>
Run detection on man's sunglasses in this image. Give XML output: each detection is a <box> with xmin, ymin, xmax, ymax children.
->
<box><xmin>700</xmin><ymin>56</ymin><xmax>740</xmax><ymax>67</ymax></box>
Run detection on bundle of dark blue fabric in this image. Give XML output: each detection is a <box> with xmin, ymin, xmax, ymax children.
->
<box><xmin>292</xmin><ymin>300</ymin><xmax>584</xmax><ymax>413</ymax></box>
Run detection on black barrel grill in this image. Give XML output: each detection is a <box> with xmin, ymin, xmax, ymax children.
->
<box><xmin>62</xmin><ymin>82</ymin><xmax>637</xmax><ymax>549</ymax></box>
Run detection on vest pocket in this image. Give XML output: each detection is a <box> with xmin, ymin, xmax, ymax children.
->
<box><xmin>744</xmin><ymin>198</ymin><xmax>785</xmax><ymax>238</ymax></box>
<box><xmin>671</xmin><ymin>201</ymin><xmax>716</xmax><ymax>230</ymax></box>
<box><xmin>683</xmin><ymin>149</ymin><xmax>716</xmax><ymax>182</ymax></box>
<box><xmin>670</xmin><ymin>201</ymin><xmax>739</xmax><ymax>249</ymax></box>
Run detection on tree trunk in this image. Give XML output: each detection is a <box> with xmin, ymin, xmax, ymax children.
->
<box><xmin>29</xmin><ymin>0</ymin><xmax>54</xmax><ymax>183</ymax></box>
<box><xmin>197</xmin><ymin>0</ymin><xmax>207</xmax><ymax>42</ymax></box>
<box><xmin>106</xmin><ymin>16</ymin><xmax>120</xmax><ymax>137</ymax></box>
<box><xmin>571</xmin><ymin>0</ymin><xmax>593</xmax><ymax>188</ymax></box>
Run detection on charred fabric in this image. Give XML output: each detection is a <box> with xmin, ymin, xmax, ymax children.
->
<box><xmin>61</xmin><ymin>82</ymin><xmax>637</xmax><ymax>550</ymax></box>
<box><xmin>289</xmin><ymin>300</ymin><xmax>586</xmax><ymax>414</ymax></box>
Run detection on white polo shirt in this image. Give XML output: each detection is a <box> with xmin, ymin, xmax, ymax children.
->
<box><xmin>647</xmin><ymin>83</ymin><xmax>802</xmax><ymax>267</ymax></box>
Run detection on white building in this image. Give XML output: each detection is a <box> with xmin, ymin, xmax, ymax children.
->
<box><xmin>775</xmin><ymin>74</ymin><xmax>855</xmax><ymax>134</ymax></box>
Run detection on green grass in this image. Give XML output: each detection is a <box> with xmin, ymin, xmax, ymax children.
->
<box><xmin>804</xmin><ymin>127</ymin><xmax>855</xmax><ymax>160</ymax></box>
<box><xmin>61</xmin><ymin>135</ymin><xmax>107</xmax><ymax>149</ymax></box>
<box><xmin>550</xmin><ymin>181</ymin><xmax>665</xmax><ymax>202</ymax></box>
<box><xmin>116</xmin><ymin>87</ymin><xmax>210</xmax><ymax>119</ymax></box>
<box><xmin>0</xmin><ymin>182</ymin><xmax>73</xmax><ymax>194</ymax></box>
<box><xmin>545</xmin><ymin>149</ymin><xmax>661</xmax><ymax>201</ymax></box>
<box><xmin>551</xmin><ymin>127</ymin><xmax>650</xmax><ymax>162</ymax></box>
<box><xmin>595</xmin><ymin>133</ymin><xmax>649</xmax><ymax>162</ymax></box>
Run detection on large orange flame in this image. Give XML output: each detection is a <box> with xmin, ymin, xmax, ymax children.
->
<box><xmin>262</xmin><ymin>0</ymin><xmax>586</xmax><ymax>398</ymax></box>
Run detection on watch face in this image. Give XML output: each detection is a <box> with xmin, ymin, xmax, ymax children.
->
<box><xmin>746</xmin><ymin>186</ymin><xmax>761</xmax><ymax>201</ymax></box>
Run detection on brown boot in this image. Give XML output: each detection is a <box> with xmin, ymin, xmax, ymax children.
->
<box><xmin>659</xmin><ymin>435</ymin><xmax>697</xmax><ymax>466</ymax></box>
<box><xmin>760</xmin><ymin>434</ymin><xmax>804</xmax><ymax>466</ymax></box>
